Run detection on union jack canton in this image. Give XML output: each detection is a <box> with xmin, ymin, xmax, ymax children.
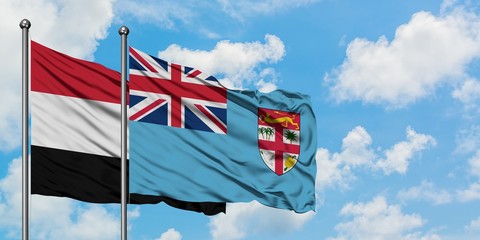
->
<box><xmin>129</xmin><ymin>47</ymin><xmax>227</xmax><ymax>134</ymax></box>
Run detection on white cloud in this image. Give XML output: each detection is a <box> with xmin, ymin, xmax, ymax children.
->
<box><xmin>396</xmin><ymin>180</ymin><xmax>452</xmax><ymax>205</ymax></box>
<box><xmin>340</xmin><ymin>126</ymin><xmax>376</xmax><ymax>167</ymax></box>
<box><xmin>328</xmin><ymin>196</ymin><xmax>429</xmax><ymax>240</ymax></box>
<box><xmin>255</xmin><ymin>79</ymin><xmax>277</xmax><ymax>93</ymax></box>
<box><xmin>128</xmin><ymin>206</ymin><xmax>140</xmax><ymax>219</ymax></box>
<box><xmin>155</xmin><ymin>228</ymin><xmax>182</xmax><ymax>240</ymax></box>
<box><xmin>218</xmin><ymin>0</ymin><xmax>319</xmax><ymax>21</ymax></box>
<box><xmin>315</xmin><ymin>148</ymin><xmax>354</xmax><ymax>191</ymax></box>
<box><xmin>457</xmin><ymin>182</ymin><xmax>480</xmax><ymax>202</ymax></box>
<box><xmin>375</xmin><ymin>127</ymin><xmax>436</xmax><ymax>175</ymax></box>
<box><xmin>115</xmin><ymin>0</ymin><xmax>193</xmax><ymax>29</ymax></box>
<box><xmin>468</xmin><ymin>150</ymin><xmax>480</xmax><ymax>178</ymax></box>
<box><xmin>440</xmin><ymin>0</ymin><xmax>459</xmax><ymax>13</ymax></box>
<box><xmin>315</xmin><ymin>126</ymin><xmax>376</xmax><ymax>190</ymax></box>
<box><xmin>455</xmin><ymin>125</ymin><xmax>480</xmax><ymax>154</ymax></box>
<box><xmin>38</xmin><ymin>205</ymin><xmax>119</xmax><ymax>240</ymax></box>
<box><xmin>329</xmin><ymin>197</ymin><xmax>442</xmax><ymax>240</ymax></box>
<box><xmin>158</xmin><ymin>34</ymin><xmax>285</xmax><ymax>90</ymax></box>
<box><xmin>116</xmin><ymin>0</ymin><xmax>319</xmax><ymax>33</ymax></box>
<box><xmin>326</xmin><ymin>7</ymin><xmax>480</xmax><ymax>108</ymax></box>
<box><xmin>452</xmin><ymin>78</ymin><xmax>480</xmax><ymax>111</ymax></box>
<box><xmin>0</xmin><ymin>158</ymin><xmax>23</xmax><ymax>231</ymax></box>
<box><xmin>0</xmin><ymin>158</ymin><xmax>120</xmax><ymax>239</ymax></box>
<box><xmin>456</xmin><ymin>148</ymin><xmax>480</xmax><ymax>202</ymax></box>
<box><xmin>209</xmin><ymin>201</ymin><xmax>314</xmax><ymax>240</ymax></box>
<box><xmin>316</xmin><ymin>126</ymin><xmax>435</xmax><ymax>190</ymax></box>
<box><xmin>403</xmin><ymin>232</ymin><xmax>442</xmax><ymax>240</ymax></box>
<box><xmin>0</xmin><ymin>0</ymin><xmax>115</xmax><ymax>151</ymax></box>
<box><xmin>465</xmin><ymin>217</ymin><xmax>480</xmax><ymax>233</ymax></box>
<box><xmin>255</xmin><ymin>68</ymin><xmax>279</xmax><ymax>93</ymax></box>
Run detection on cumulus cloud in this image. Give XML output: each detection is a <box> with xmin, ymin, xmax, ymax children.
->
<box><xmin>455</xmin><ymin>125</ymin><xmax>480</xmax><ymax>154</ymax></box>
<box><xmin>326</xmin><ymin>7</ymin><xmax>480</xmax><ymax>108</ymax></box>
<box><xmin>452</xmin><ymin>78</ymin><xmax>480</xmax><ymax>112</ymax></box>
<box><xmin>0</xmin><ymin>0</ymin><xmax>115</xmax><ymax>151</ymax></box>
<box><xmin>468</xmin><ymin>150</ymin><xmax>480</xmax><ymax>178</ymax></box>
<box><xmin>209</xmin><ymin>201</ymin><xmax>314</xmax><ymax>240</ymax></box>
<box><xmin>396</xmin><ymin>180</ymin><xmax>452</xmax><ymax>205</ymax></box>
<box><xmin>375</xmin><ymin>127</ymin><xmax>436</xmax><ymax>175</ymax></box>
<box><xmin>0</xmin><ymin>158</ymin><xmax>120</xmax><ymax>239</ymax></box>
<box><xmin>158</xmin><ymin>34</ymin><xmax>285</xmax><ymax>90</ymax></box>
<box><xmin>456</xmin><ymin>147</ymin><xmax>480</xmax><ymax>202</ymax></box>
<box><xmin>328</xmin><ymin>196</ymin><xmax>434</xmax><ymax>240</ymax></box>
<box><xmin>316</xmin><ymin>126</ymin><xmax>436</xmax><ymax>191</ymax></box>
<box><xmin>155</xmin><ymin>228</ymin><xmax>182</xmax><ymax>240</ymax></box>
<box><xmin>315</xmin><ymin>126</ymin><xmax>375</xmax><ymax>190</ymax></box>
<box><xmin>339</xmin><ymin>126</ymin><xmax>377</xmax><ymax>167</ymax></box>
<box><xmin>457</xmin><ymin>182</ymin><xmax>480</xmax><ymax>202</ymax></box>
<box><xmin>465</xmin><ymin>216</ymin><xmax>480</xmax><ymax>233</ymax></box>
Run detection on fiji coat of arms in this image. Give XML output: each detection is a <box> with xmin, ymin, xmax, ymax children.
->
<box><xmin>258</xmin><ymin>108</ymin><xmax>300</xmax><ymax>176</ymax></box>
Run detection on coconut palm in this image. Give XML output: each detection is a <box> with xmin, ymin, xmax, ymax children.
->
<box><xmin>284</xmin><ymin>130</ymin><xmax>298</xmax><ymax>144</ymax></box>
<box><xmin>258</xmin><ymin>127</ymin><xmax>266</xmax><ymax>139</ymax></box>
<box><xmin>265</xmin><ymin>127</ymin><xmax>275</xmax><ymax>140</ymax></box>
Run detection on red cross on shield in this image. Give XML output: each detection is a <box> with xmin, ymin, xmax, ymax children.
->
<box><xmin>258</xmin><ymin>108</ymin><xmax>301</xmax><ymax>176</ymax></box>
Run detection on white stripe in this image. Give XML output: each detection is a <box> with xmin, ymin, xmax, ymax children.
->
<box><xmin>131</xmin><ymin>47</ymin><xmax>167</xmax><ymax>74</ymax></box>
<box><xmin>131</xmin><ymin>64</ymin><xmax>224</xmax><ymax>88</ymax></box>
<box><xmin>183</xmin><ymin>97</ymin><xmax>226</xmax><ymax>108</ymax></box>
<box><xmin>181</xmin><ymin>70</ymin><xmax>224</xmax><ymax>88</ymax></box>
<box><xmin>32</xmin><ymin>92</ymin><xmax>121</xmax><ymax>157</ymax></box>
<box><xmin>130</xmin><ymin>69</ymin><xmax>168</xmax><ymax>79</ymax></box>
<box><xmin>183</xmin><ymin>98</ymin><xmax>227</xmax><ymax>134</ymax></box>
<box><xmin>129</xmin><ymin>90</ymin><xmax>171</xmax><ymax>124</ymax></box>
<box><xmin>129</xmin><ymin>50</ymin><xmax>151</xmax><ymax>73</ymax></box>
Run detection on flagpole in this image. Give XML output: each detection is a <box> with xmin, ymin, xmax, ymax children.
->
<box><xmin>20</xmin><ymin>18</ymin><xmax>31</xmax><ymax>240</ymax></box>
<box><xmin>119</xmin><ymin>25</ymin><xmax>129</xmax><ymax>240</ymax></box>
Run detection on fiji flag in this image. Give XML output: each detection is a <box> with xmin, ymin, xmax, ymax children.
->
<box><xmin>129</xmin><ymin>47</ymin><xmax>317</xmax><ymax>213</ymax></box>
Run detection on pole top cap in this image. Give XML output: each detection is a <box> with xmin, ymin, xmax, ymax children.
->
<box><xmin>19</xmin><ymin>19</ymin><xmax>31</xmax><ymax>29</ymax></box>
<box><xmin>119</xmin><ymin>26</ymin><xmax>129</xmax><ymax>36</ymax></box>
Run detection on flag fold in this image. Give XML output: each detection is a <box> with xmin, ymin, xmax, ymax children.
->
<box><xmin>129</xmin><ymin>47</ymin><xmax>317</xmax><ymax>213</ymax></box>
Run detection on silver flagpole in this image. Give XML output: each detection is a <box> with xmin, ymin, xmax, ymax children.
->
<box><xmin>119</xmin><ymin>25</ymin><xmax>129</xmax><ymax>240</ymax></box>
<box><xmin>20</xmin><ymin>19</ymin><xmax>31</xmax><ymax>240</ymax></box>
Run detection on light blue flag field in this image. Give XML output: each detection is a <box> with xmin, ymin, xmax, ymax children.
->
<box><xmin>128</xmin><ymin>47</ymin><xmax>317</xmax><ymax>213</ymax></box>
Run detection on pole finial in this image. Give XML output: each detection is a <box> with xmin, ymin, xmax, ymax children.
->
<box><xmin>119</xmin><ymin>26</ymin><xmax>129</xmax><ymax>36</ymax></box>
<box><xmin>19</xmin><ymin>19</ymin><xmax>31</xmax><ymax>29</ymax></box>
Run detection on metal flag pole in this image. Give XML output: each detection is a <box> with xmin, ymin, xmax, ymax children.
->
<box><xmin>20</xmin><ymin>18</ymin><xmax>31</xmax><ymax>240</ymax></box>
<box><xmin>119</xmin><ymin>25</ymin><xmax>129</xmax><ymax>240</ymax></box>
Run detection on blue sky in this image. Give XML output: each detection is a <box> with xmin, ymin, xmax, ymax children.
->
<box><xmin>1</xmin><ymin>0</ymin><xmax>480</xmax><ymax>239</ymax></box>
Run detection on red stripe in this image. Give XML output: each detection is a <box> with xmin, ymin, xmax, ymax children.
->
<box><xmin>129</xmin><ymin>75</ymin><xmax>227</xmax><ymax>103</ymax></box>
<box><xmin>275</xmin><ymin>151</ymin><xmax>283</xmax><ymax>175</ymax></box>
<box><xmin>273</xmin><ymin>125</ymin><xmax>285</xmax><ymax>175</ymax></box>
<box><xmin>258</xmin><ymin>140</ymin><xmax>300</xmax><ymax>153</ymax></box>
<box><xmin>31</xmin><ymin>41</ymin><xmax>121</xmax><ymax>104</ymax></box>
<box><xmin>170</xmin><ymin>64</ymin><xmax>182</xmax><ymax>128</ymax></box>
<box><xmin>194</xmin><ymin>104</ymin><xmax>227</xmax><ymax>133</ymax></box>
<box><xmin>187</xmin><ymin>69</ymin><xmax>202</xmax><ymax>78</ymax></box>
<box><xmin>129</xmin><ymin>47</ymin><xmax>158</xmax><ymax>73</ymax></box>
<box><xmin>130</xmin><ymin>99</ymin><xmax>166</xmax><ymax>121</ymax></box>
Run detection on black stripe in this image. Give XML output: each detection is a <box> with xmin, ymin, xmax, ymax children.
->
<box><xmin>129</xmin><ymin>194</ymin><xmax>225</xmax><ymax>216</ymax></box>
<box><xmin>31</xmin><ymin>145</ymin><xmax>225</xmax><ymax>215</ymax></box>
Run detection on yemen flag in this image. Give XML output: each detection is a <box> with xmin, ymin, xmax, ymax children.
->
<box><xmin>30</xmin><ymin>41</ymin><xmax>225</xmax><ymax>215</ymax></box>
